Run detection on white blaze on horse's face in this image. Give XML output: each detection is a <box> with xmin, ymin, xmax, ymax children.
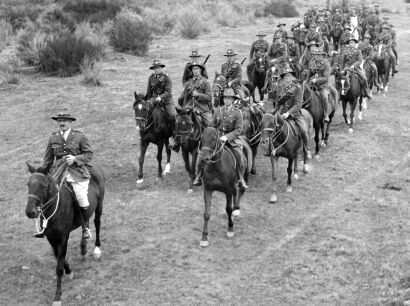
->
<box><xmin>138</xmin><ymin>104</ymin><xmax>143</xmax><ymax>110</ymax></box>
<box><xmin>341</xmin><ymin>79</ymin><xmax>345</xmax><ymax>95</ymax></box>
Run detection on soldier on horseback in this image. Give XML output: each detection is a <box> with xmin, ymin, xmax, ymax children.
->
<box><xmin>359</xmin><ymin>33</ymin><xmax>380</xmax><ymax>87</ymax></box>
<box><xmin>272</xmin><ymin>64</ymin><xmax>311</xmax><ymax>159</ymax></box>
<box><xmin>171</xmin><ymin>61</ymin><xmax>213</xmax><ymax>152</ymax></box>
<box><xmin>182</xmin><ymin>50</ymin><xmax>209</xmax><ymax>86</ymax></box>
<box><xmin>193</xmin><ymin>88</ymin><xmax>248</xmax><ymax>189</ymax></box>
<box><xmin>287</xmin><ymin>32</ymin><xmax>300</xmax><ymax>63</ymax></box>
<box><xmin>304</xmin><ymin>22</ymin><xmax>321</xmax><ymax>47</ymax></box>
<box><xmin>387</xmin><ymin>23</ymin><xmax>399</xmax><ymax>67</ymax></box>
<box><xmin>268</xmin><ymin>32</ymin><xmax>288</xmax><ymax>63</ymax></box>
<box><xmin>338</xmin><ymin>24</ymin><xmax>352</xmax><ymax>52</ymax></box>
<box><xmin>299</xmin><ymin>40</ymin><xmax>319</xmax><ymax>74</ymax></box>
<box><xmin>306</xmin><ymin>47</ymin><xmax>331</xmax><ymax>122</ymax></box>
<box><xmin>221</xmin><ymin>48</ymin><xmax>245</xmax><ymax>100</ymax></box>
<box><xmin>274</xmin><ymin>21</ymin><xmax>288</xmax><ymax>43</ymax></box>
<box><xmin>377</xmin><ymin>24</ymin><xmax>399</xmax><ymax>73</ymax></box>
<box><xmin>341</xmin><ymin>36</ymin><xmax>373</xmax><ymax>99</ymax></box>
<box><xmin>249</xmin><ymin>31</ymin><xmax>269</xmax><ymax>60</ymax></box>
<box><xmin>331</xmin><ymin>8</ymin><xmax>343</xmax><ymax>26</ymax></box>
<box><xmin>36</xmin><ymin>110</ymin><xmax>93</xmax><ymax>239</ymax></box>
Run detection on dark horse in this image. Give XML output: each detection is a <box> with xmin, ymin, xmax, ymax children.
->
<box><xmin>133</xmin><ymin>92</ymin><xmax>173</xmax><ymax>183</ymax></box>
<box><xmin>334</xmin><ymin>69</ymin><xmax>363</xmax><ymax>132</ymax></box>
<box><xmin>25</xmin><ymin>163</ymin><xmax>105</xmax><ymax>305</ymax></box>
<box><xmin>260</xmin><ymin>112</ymin><xmax>313</xmax><ymax>203</ymax></box>
<box><xmin>198</xmin><ymin>127</ymin><xmax>252</xmax><ymax>247</ymax></box>
<box><xmin>212</xmin><ymin>72</ymin><xmax>254</xmax><ymax>107</ymax></box>
<box><xmin>330</xmin><ymin>22</ymin><xmax>343</xmax><ymax>51</ymax></box>
<box><xmin>302</xmin><ymin>82</ymin><xmax>338</xmax><ymax>157</ymax></box>
<box><xmin>246</xmin><ymin>55</ymin><xmax>268</xmax><ymax>101</ymax></box>
<box><xmin>374</xmin><ymin>44</ymin><xmax>391</xmax><ymax>97</ymax></box>
<box><xmin>176</xmin><ymin>108</ymin><xmax>202</xmax><ymax>192</ymax></box>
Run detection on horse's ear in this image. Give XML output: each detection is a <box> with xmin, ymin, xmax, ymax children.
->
<box><xmin>134</xmin><ymin>92</ymin><xmax>138</xmax><ymax>100</ymax></box>
<box><xmin>26</xmin><ymin>162</ymin><xmax>37</xmax><ymax>174</ymax></box>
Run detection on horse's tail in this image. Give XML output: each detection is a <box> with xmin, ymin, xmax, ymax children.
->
<box><xmin>239</xmin><ymin>136</ymin><xmax>253</xmax><ymax>174</ymax></box>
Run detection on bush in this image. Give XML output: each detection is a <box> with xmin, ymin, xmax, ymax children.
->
<box><xmin>39</xmin><ymin>6</ymin><xmax>76</xmax><ymax>33</ymax></box>
<box><xmin>75</xmin><ymin>22</ymin><xmax>109</xmax><ymax>57</ymax></box>
<box><xmin>263</xmin><ymin>0</ymin><xmax>299</xmax><ymax>18</ymax></box>
<box><xmin>0</xmin><ymin>19</ymin><xmax>12</xmax><ymax>51</ymax></box>
<box><xmin>80</xmin><ymin>55</ymin><xmax>103</xmax><ymax>86</ymax></box>
<box><xmin>110</xmin><ymin>8</ymin><xmax>152</xmax><ymax>55</ymax></box>
<box><xmin>16</xmin><ymin>24</ymin><xmax>47</xmax><ymax>66</ymax></box>
<box><xmin>142</xmin><ymin>7</ymin><xmax>176</xmax><ymax>35</ymax></box>
<box><xmin>4</xmin><ymin>5</ymin><xmax>43</xmax><ymax>30</ymax></box>
<box><xmin>0</xmin><ymin>56</ymin><xmax>21</xmax><ymax>85</ymax></box>
<box><xmin>178</xmin><ymin>9</ymin><xmax>207</xmax><ymax>39</ymax></box>
<box><xmin>215</xmin><ymin>3</ymin><xmax>241</xmax><ymax>27</ymax></box>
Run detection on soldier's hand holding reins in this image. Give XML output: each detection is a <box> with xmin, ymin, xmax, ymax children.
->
<box><xmin>65</xmin><ymin>155</ymin><xmax>76</xmax><ymax>165</ymax></box>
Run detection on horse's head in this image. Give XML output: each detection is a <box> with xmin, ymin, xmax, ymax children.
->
<box><xmin>199</xmin><ymin>127</ymin><xmax>220</xmax><ymax>166</ymax></box>
<box><xmin>241</xmin><ymin>107</ymin><xmax>253</xmax><ymax>139</ymax></box>
<box><xmin>255</xmin><ymin>56</ymin><xmax>267</xmax><ymax>73</ymax></box>
<box><xmin>335</xmin><ymin>70</ymin><xmax>351</xmax><ymax>96</ymax></box>
<box><xmin>212</xmin><ymin>72</ymin><xmax>227</xmax><ymax>107</ymax></box>
<box><xmin>260</xmin><ymin>113</ymin><xmax>280</xmax><ymax>156</ymax></box>
<box><xmin>26</xmin><ymin>163</ymin><xmax>50</xmax><ymax>219</ymax></box>
<box><xmin>176</xmin><ymin>108</ymin><xmax>194</xmax><ymax>144</ymax></box>
<box><xmin>133</xmin><ymin>92</ymin><xmax>153</xmax><ymax>129</ymax></box>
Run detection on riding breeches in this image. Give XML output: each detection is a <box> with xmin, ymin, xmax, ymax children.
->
<box><xmin>67</xmin><ymin>173</ymin><xmax>90</xmax><ymax>208</ymax></box>
<box><xmin>319</xmin><ymin>87</ymin><xmax>330</xmax><ymax>115</ymax></box>
<box><xmin>392</xmin><ymin>45</ymin><xmax>398</xmax><ymax>61</ymax></box>
<box><xmin>164</xmin><ymin>102</ymin><xmax>177</xmax><ymax>121</ymax></box>
<box><xmin>291</xmin><ymin>116</ymin><xmax>309</xmax><ymax>151</ymax></box>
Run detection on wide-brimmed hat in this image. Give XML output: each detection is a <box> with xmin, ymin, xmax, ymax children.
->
<box><xmin>279</xmin><ymin>64</ymin><xmax>295</xmax><ymax>76</ymax></box>
<box><xmin>277</xmin><ymin>21</ymin><xmax>286</xmax><ymax>27</ymax></box>
<box><xmin>363</xmin><ymin>33</ymin><xmax>371</xmax><ymax>39</ymax></box>
<box><xmin>388</xmin><ymin>22</ymin><xmax>394</xmax><ymax>27</ymax></box>
<box><xmin>381</xmin><ymin>24</ymin><xmax>390</xmax><ymax>29</ymax></box>
<box><xmin>382</xmin><ymin>15</ymin><xmax>389</xmax><ymax>20</ymax></box>
<box><xmin>52</xmin><ymin>109</ymin><xmax>76</xmax><ymax>121</ymax></box>
<box><xmin>311</xmin><ymin>47</ymin><xmax>326</xmax><ymax>55</ymax></box>
<box><xmin>347</xmin><ymin>35</ymin><xmax>358</xmax><ymax>43</ymax></box>
<box><xmin>308</xmin><ymin>40</ymin><xmax>319</xmax><ymax>47</ymax></box>
<box><xmin>224</xmin><ymin>48</ymin><xmax>237</xmax><ymax>56</ymax></box>
<box><xmin>223</xmin><ymin>88</ymin><xmax>237</xmax><ymax>98</ymax></box>
<box><xmin>256</xmin><ymin>31</ymin><xmax>266</xmax><ymax>37</ymax></box>
<box><xmin>189</xmin><ymin>49</ymin><xmax>202</xmax><ymax>58</ymax></box>
<box><xmin>318</xmin><ymin>17</ymin><xmax>325</xmax><ymax>22</ymax></box>
<box><xmin>149</xmin><ymin>59</ymin><xmax>165</xmax><ymax>69</ymax></box>
<box><xmin>343</xmin><ymin>24</ymin><xmax>352</xmax><ymax>30</ymax></box>
<box><xmin>188</xmin><ymin>61</ymin><xmax>204</xmax><ymax>71</ymax></box>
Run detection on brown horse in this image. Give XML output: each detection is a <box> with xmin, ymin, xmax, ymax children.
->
<box><xmin>374</xmin><ymin>44</ymin><xmax>391</xmax><ymax>97</ymax></box>
<box><xmin>198</xmin><ymin>127</ymin><xmax>252</xmax><ymax>247</ymax></box>
<box><xmin>25</xmin><ymin>163</ymin><xmax>105</xmax><ymax>305</ymax></box>
<box><xmin>259</xmin><ymin>112</ymin><xmax>313</xmax><ymax>203</ymax></box>
<box><xmin>212</xmin><ymin>72</ymin><xmax>254</xmax><ymax>107</ymax></box>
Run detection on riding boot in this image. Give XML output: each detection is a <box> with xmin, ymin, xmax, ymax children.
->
<box><xmin>297</xmin><ymin>119</ymin><xmax>311</xmax><ymax>159</ymax></box>
<box><xmin>232</xmin><ymin>149</ymin><xmax>248</xmax><ymax>189</ymax></box>
<box><xmin>321</xmin><ymin>92</ymin><xmax>330</xmax><ymax>122</ymax></box>
<box><xmin>359</xmin><ymin>74</ymin><xmax>373</xmax><ymax>100</ymax></box>
<box><xmin>192</xmin><ymin>151</ymin><xmax>203</xmax><ymax>186</ymax></box>
<box><xmin>80</xmin><ymin>207</ymin><xmax>91</xmax><ymax>239</ymax></box>
<box><xmin>168</xmin><ymin>120</ymin><xmax>180</xmax><ymax>152</ymax></box>
<box><xmin>390</xmin><ymin>54</ymin><xmax>399</xmax><ymax>73</ymax></box>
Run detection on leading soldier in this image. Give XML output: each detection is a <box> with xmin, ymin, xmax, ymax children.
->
<box><xmin>182</xmin><ymin>50</ymin><xmax>209</xmax><ymax>86</ymax></box>
<box><xmin>221</xmin><ymin>48</ymin><xmax>245</xmax><ymax>100</ymax></box>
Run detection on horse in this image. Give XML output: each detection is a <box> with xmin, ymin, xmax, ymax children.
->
<box><xmin>330</xmin><ymin>22</ymin><xmax>343</xmax><ymax>51</ymax></box>
<box><xmin>133</xmin><ymin>92</ymin><xmax>173</xmax><ymax>184</ymax></box>
<box><xmin>176</xmin><ymin>108</ymin><xmax>202</xmax><ymax>192</ymax></box>
<box><xmin>198</xmin><ymin>127</ymin><xmax>252</xmax><ymax>247</ymax></box>
<box><xmin>374</xmin><ymin>44</ymin><xmax>391</xmax><ymax>97</ymax></box>
<box><xmin>246</xmin><ymin>55</ymin><xmax>268</xmax><ymax>102</ymax></box>
<box><xmin>212</xmin><ymin>72</ymin><xmax>254</xmax><ymax>107</ymax></box>
<box><xmin>25</xmin><ymin>162</ymin><xmax>105</xmax><ymax>305</ymax></box>
<box><xmin>302</xmin><ymin>82</ymin><xmax>338</xmax><ymax>156</ymax></box>
<box><xmin>262</xmin><ymin>63</ymin><xmax>281</xmax><ymax>110</ymax></box>
<box><xmin>259</xmin><ymin>112</ymin><xmax>313</xmax><ymax>203</ymax></box>
<box><xmin>235</xmin><ymin>99</ymin><xmax>265</xmax><ymax>175</ymax></box>
<box><xmin>362</xmin><ymin>59</ymin><xmax>377</xmax><ymax>112</ymax></box>
<box><xmin>334</xmin><ymin>69</ymin><xmax>364</xmax><ymax>132</ymax></box>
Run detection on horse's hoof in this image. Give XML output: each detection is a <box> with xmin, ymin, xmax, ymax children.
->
<box><xmin>347</xmin><ymin>120</ymin><xmax>351</xmax><ymax>125</ymax></box>
<box><xmin>199</xmin><ymin>240</ymin><xmax>209</xmax><ymax>248</ymax></box>
<box><xmin>320</xmin><ymin>140</ymin><xmax>326</xmax><ymax>148</ymax></box>
<box><xmin>358</xmin><ymin>112</ymin><xmax>363</xmax><ymax>121</ymax></box>
<box><xmin>136</xmin><ymin>179</ymin><xmax>144</xmax><ymax>184</ymax></box>
<box><xmin>250</xmin><ymin>169</ymin><xmax>257</xmax><ymax>176</ymax></box>
<box><xmin>66</xmin><ymin>271</ymin><xmax>74</xmax><ymax>280</ymax></box>
<box><xmin>286</xmin><ymin>186</ymin><xmax>293</xmax><ymax>193</ymax></box>
<box><xmin>269</xmin><ymin>193</ymin><xmax>277</xmax><ymax>203</ymax></box>
<box><xmin>163</xmin><ymin>163</ymin><xmax>171</xmax><ymax>175</ymax></box>
<box><xmin>52</xmin><ymin>301</ymin><xmax>62</xmax><ymax>306</ymax></box>
<box><xmin>303</xmin><ymin>164</ymin><xmax>309</xmax><ymax>173</ymax></box>
<box><xmin>293</xmin><ymin>174</ymin><xmax>299</xmax><ymax>180</ymax></box>
<box><xmin>226</xmin><ymin>231</ymin><xmax>235</xmax><ymax>239</ymax></box>
<box><xmin>362</xmin><ymin>101</ymin><xmax>367</xmax><ymax>110</ymax></box>
<box><xmin>93</xmin><ymin>247</ymin><xmax>101</xmax><ymax>260</ymax></box>
<box><xmin>232</xmin><ymin>209</ymin><xmax>240</xmax><ymax>217</ymax></box>
<box><xmin>348</xmin><ymin>128</ymin><xmax>353</xmax><ymax>133</ymax></box>
<box><xmin>187</xmin><ymin>189</ymin><xmax>194</xmax><ymax>194</ymax></box>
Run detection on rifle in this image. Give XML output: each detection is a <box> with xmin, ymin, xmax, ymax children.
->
<box><xmin>240</xmin><ymin>57</ymin><xmax>247</xmax><ymax>65</ymax></box>
<box><xmin>203</xmin><ymin>54</ymin><xmax>211</xmax><ymax>65</ymax></box>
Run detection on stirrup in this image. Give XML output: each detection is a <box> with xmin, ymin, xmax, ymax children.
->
<box><xmin>82</xmin><ymin>228</ymin><xmax>92</xmax><ymax>239</ymax></box>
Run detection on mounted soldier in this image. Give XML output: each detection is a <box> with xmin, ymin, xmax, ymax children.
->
<box><xmin>36</xmin><ymin>110</ymin><xmax>93</xmax><ymax>239</ymax></box>
<box><xmin>304</xmin><ymin>22</ymin><xmax>321</xmax><ymax>47</ymax></box>
<box><xmin>317</xmin><ymin>16</ymin><xmax>330</xmax><ymax>42</ymax></box>
<box><xmin>338</xmin><ymin>24</ymin><xmax>352</xmax><ymax>52</ymax></box>
<box><xmin>341</xmin><ymin>35</ymin><xmax>373</xmax><ymax>100</ymax></box>
<box><xmin>387</xmin><ymin>22</ymin><xmax>399</xmax><ymax>67</ymax></box>
<box><xmin>268</xmin><ymin>32</ymin><xmax>288</xmax><ymax>63</ymax></box>
<box><xmin>299</xmin><ymin>40</ymin><xmax>319</xmax><ymax>74</ymax></box>
<box><xmin>249</xmin><ymin>31</ymin><xmax>269</xmax><ymax>60</ymax></box>
<box><xmin>272</xmin><ymin>64</ymin><xmax>311</xmax><ymax>159</ymax></box>
<box><xmin>359</xmin><ymin>33</ymin><xmax>380</xmax><ymax>87</ymax></box>
<box><xmin>331</xmin><ymin>8</ymin><xmax>343</xmax><ymax>26</ymax></box>
<box><xmin>182</xmin><ymin>50</ymin><xmax>209</xmax><ymax>86</ymax></box>
<box><xmin>193</xmin><ymin>88</ymin><xmax>248</xmax><ymax>189</ymax></box>
<box><xmin>287</xmin><ymin>32</ymin><xmax>300</xmax><ymax>63</ymax></box>
<box><xmin>274</xmin><ymin>21</ymin><xmax>288</xmax><ymax>43</ymax></box>
<box><xmin>377</xmin><ymin>24</ymin><xmax>399</xmax><ymax>73</ymax></box>
<box><xmin>306</xmin><ymin>47</ymin><xmax>331</xmax><ymax>122</ymax></box>
<box><xmin>221</xmin><ymin>48</ymin><xmax>245</xmax><ymax>100</ymax></box>
<box><xmin>171</xmin><ymin>61</ymin><xmax>213</xmax><ymax>152</ymax></box>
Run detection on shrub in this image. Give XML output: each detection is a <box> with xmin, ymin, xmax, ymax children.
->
<box><xmin>178</xmin><ymin>9</ymin><xmax>207</xmax><ymax>39</ymax></box>
<box><xmin>80</xmin><ymin>55</ymin><xmax>103</xmax><ymax>86</ymax></box>
<box><xmin>75</xmin><ymin>22</ymin><xmax>109</xmax><ymax>57</ymax></box>
<box><xmin>263</xmin><ymin>0</ymin><xmax>299</xmax><ymax>18</ymax></box>
<box><xmin>0</xmin><ymin>56</ymin><xmax>21</xmax><ymax>85</ymax></box>
<box><xmin>110</xmin><ymin>9</ymin><xmax>152</xmax><ymax>55</ymax></box>
<box><xmin>142</xmin><ymin>7</ymin><xmax>176</xmax><ymax>35</ymax></box>
<box><xmin>0</xmin><ymin>19</ymin><xmax>12</xmax><ymax>51</ymax></box>
<box><xmin>215</xmin><ymin>3</ymin><xmax>241</xmax><ymax>28</ymax></box>
<box><xmin>16</xmin><ymin>24</ymin><xmax>47</xmax><ymax>66</ymax></box>
<box><xmin>39</xmin><ymin>6</ymin><xmax>76</xmax><ymax>33</ymax></box>
<box><xmin>4</xmin><ymin>5</ymin><xmax>43</xmax><ymax>30</ymax></box>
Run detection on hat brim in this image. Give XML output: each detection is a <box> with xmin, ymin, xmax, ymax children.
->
<box><xmin>224</xmin><ymin>53</ymin><xmax>237</xmax><ymax>56</ymax></box>
<box><xmin>277</xmin><ymin>23</ymin><xmax>286</xmax><ymax>27</ymax></box>
<box><xmin>348</xmin><ymin>38</ymin><xmax>358</xmax><ymax>43</ymax></box>
<box><xmin>149</xmin><ymin>64</ymin><xmax>165</xmax><ymax>69</ymax></box>
<box><xmin>52</xmin><ymin>116</ymin><xmax>76</xmax><ymax>121</ymax></box>
<box><xmin>189</xmin><ymin>64</ymin><xmax>204</xmax><ymax>71</ymax></box>
<box><xmin>223</xmin><ymin>94</ymin><xmax>237</xmax><ymax>98</ymax></box>
<box><xmin>256</xmin><ymin>34</ymin><xmax>267</xmax><ymax>37</ymax></box>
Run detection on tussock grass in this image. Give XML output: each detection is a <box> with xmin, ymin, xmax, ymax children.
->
<box><xmin>0</xmin><ymin>19</ymin><xmax>12</xmax><ymax>51</ymax></box>
<box><xmin>263</xmin><ymin>0</ymin><xmax>299</xmax><ymax>18</ymax></box>
<box><xmin>80</xmin><ymin>55</ymin><xmax>103</xmax><ymax>86</ymax></box>
<box><xmin>0</xmin><ymin>55</ymin><xmax>21</xmax><ymax>85</ymax></box>
<box><xmin>178</xmin><ymin>8</ymin><xmax>208</xmax><ymax>39</ymax></box>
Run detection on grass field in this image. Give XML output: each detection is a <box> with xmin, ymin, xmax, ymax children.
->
<box><xmin>1</xmin><ymin>2</ymin><xmax>410</xmax><ymax>306</ymax></box>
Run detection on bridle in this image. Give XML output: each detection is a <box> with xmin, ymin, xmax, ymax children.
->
<box><xmin>134</xmin><ymin>99</ymin><xmax>159</xmax><ymax>130</ymax></box>
<box><xmin>178</xmin><ymin>113</ymin><xmax>201</xmax><ymax>143</ymax></box>
<box><xmin>302</xmin><ymin>81</ymin><xmax>313</xmax><ymax>108</ymax></box>
<box><xmin>200</xmin><ymin>130</ymin><xmax>226</xmax><ymax>163</ymax></box>
<box><xmin>262</xmin><ymin>114</ymin><xmax>290</xmax><ymax>156</ymax></box>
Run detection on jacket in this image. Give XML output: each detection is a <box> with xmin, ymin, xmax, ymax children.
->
<box><xmin>342</xmin><ymin>47</ymin><xmax>363</xmax><ymax>68</ymax></box>
<box><xmin>212</xmin><ymin>105</ymin><xmax>243</xmax><ymax>146</ymax></box>
<box><xmin>250</xmin><ymin>39</ymin><xmax>269</xmax><ymax>58</ymax></box>
<box><xmin>182</xmin><ymin>62</ymin><xmax>208</xmax><ymax>86</ymax></box>
<box><xmin>145</xmin><ymin>73</ymin><xmax>173</xmax><ymax>104</ymax></box>
<box><xmin>221</xmin><ymin>61</ymin><xmax>242</xmax><ymax>85</ymax></box>
<box><xmin>178</xmin><ymin>75</ymin><xmax>212</xmax><ymax>113</ymax></box>
<box><xmin>306</xmin><ymin>57</ymin><xmax>330</xmax><ymax>89</ymax></box>
<box><xmin>276</xmin><ymin>79</ymin><xmax>303</xmax><ymax>118</ymax></box>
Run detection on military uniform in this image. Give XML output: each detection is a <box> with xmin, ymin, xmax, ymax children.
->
<box><xmin>338</xmin><ymin>30</ymin><xmax>351</xmax><ymax>52</ymax></box>
<box><xmin>274</xmin><ymin>29</ymin><xmax>288</xmax><ymax>43</ymax></box>
<box><xmin>359</xmin><ymin>40</ymin><xmax>379</xmax><ymax>86</ymax></box>
<box><xmin>221</xmin><ymin>60</ymin><xmax>244</xmax><ymax>99</ymax></box>
<box><xmin>287</xmin><ymin>42</ymin><xmax>300</xmax><ymax>62</ymax></box>
<box><xmin>145</xmin><ymin>72</ymin><xmax>176</xmax><ymax>120</ymax></box>
<box><xmin>331</xmin><ymin>11</ymin><xmax>343</xmax><ymax>26</ymax></box>
<box><xmin>249</xmin><ymin>39</ymin><xmax>269</xmax><ymax>59</ymax></box>
<box><xmin>304</xmin><ymin>30</ymin><xmax>321</xmax><ymax>47</ymax></box>
<box><xmin>268</xmin><ymin>41</ymin><xmax>288</xmax><ymax>61</ymax></box>
<box><xmin>377</xmin><ymin>31</ymin><xmax>398</xmax><ymax>72</ymax></box>
<box><xmin>182</xmin><ymin>62</ymin><xmax>208</xmax><ymax>86</ymax></box>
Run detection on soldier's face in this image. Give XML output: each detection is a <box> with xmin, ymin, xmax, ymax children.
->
<box><xmin>226</xmin><ymin>55</ymin><xmax>235</xmax><ymax>62</ymax></box>
<box><xmin>349</xmin><ymin>40</ymin><xmax>356</xmax><ymax>47</ymax></box>
<box><xmin>192</xmin><ymin>66</ymin><xmax>201</xmax><ymax>76</ymax></box>
<box><xmin>56</xmin><ymin>119</ymin><xmax>72</xmax><ymax>132</ymax></box>
<box><xmin>223</xmin><ymin>96</ymin><xmax>234</xmax><ymax>106</ymax></box>
<box><xmin>153</xmin><ymin>67</ymin><xmax>162</xmax><ymax>75</ymax></box>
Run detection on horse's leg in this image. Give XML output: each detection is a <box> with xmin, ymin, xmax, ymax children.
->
<box><xmin>348</xmin><ymin>99</ymin><xmax>357</xmax><ymax>133</ymax></box>
<box><xmin>53</xmin><ymin>237</ymin><xmax>69</xmax><ymax>305</ymax></box>
<box><xmin>286</xmin><ymin>158</ymin><xmax>293</xmax><ymax>193</ymax></box>
<box><xmin>358</xmin><ymin>96</ymin><xmax>363</xmax><ymax>121</ymax></box>
<box><xmin>164</xmin><ymin>138</ymin><xmax>171</xmax><ymax>174</ymax></box>
<box><xmin>93</xmin><ymin>195</ymin><xmax>103</xmax><ymax>259</ymax></box>
<box><xmin>226</xmin><ymin>192</ymin><xmax>234</xmax><ymax>238</ymax></box>
<box><xmin>189</xmin><ymin>150</ymin><xmax>198</xmax><ymax>193</ymax></box>
<box><xmin>342</xmin><ymin>100</ymin><xmax>348</xmax><ymax>125</ymax></box>
<box><xmin>320</xmin><ymin>120</ymin><xmax>325</xmax><ymax>148</ymax></box>
<box><xmin>293</xmin><ymin>152</ymin><xmax>299</xmax><ymax>179</ymax></box>
<box><xmin>156</xmin><ymin>143</ymin><xmax>164</xmax><ymax>178</ymax></box>
<box><xmin>269</xmin><ymin>156</ymin><xmax>279</xmax><ymax>203</ymax></box>
<box><xmin>259</xmin><ymin>85</ymin><xmax>264</xmax><ymax>102</ymax></box>
<box><xmin>314</xmin><ymin>124</ymin><xmax>320</xmax><ymax>158</ymax></box>
<box><xmin>250</xmin><ymin>144</ymin><xmax>258</xmax><ymax>175</ymax></box>
<box><xmin>182</xmin><ymin>149</ymin><xmax>192</xmax><ymax>190</ymax></box>
<box><xmin>137</xmin><ymin>141</ymin><xmax>148</xmax><ymax>184</ymax></box>
<box><xmin>200</xmin><ymin>189</ymin><xmax>212</xmax><ymax>247</ymax></box>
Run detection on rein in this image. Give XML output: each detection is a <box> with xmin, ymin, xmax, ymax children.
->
<box><xmin>263</xmin><ymin>114</ymin><xmax>290</xmax><ymax>156</ymax></box>
<box><xmin>134</xmin><ymin>100</ymin><xmax>161</xmax><ymax>130</ymax></box>
<box><xmin>201</xmin><ymin>132</ymin><xmax>226</xmax><ymax>163</ymax></box>
<box><xmin>302</xmin><ymin>82</ymin><xmax>313</xmax><ymax>108</ymax></box>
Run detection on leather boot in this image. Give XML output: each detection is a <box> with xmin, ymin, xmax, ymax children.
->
<box><xmin>299</xmin><ymin>121</ymin><xmax>311</xmax><ymax>159</ymax></box>
<box><xmin>321</xmin><ymin>92</ymin><xmax>330</xmax><ymax>122</ymax></box>
<box><xmin>80</xmin><ymin>207</ymin><xmax>91</xmax><ymax>239</ymax></box>
<box><xmin>193</xmin><ymin>168</ymin><xmax>203</xmax><ymax>186</ymax></box>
